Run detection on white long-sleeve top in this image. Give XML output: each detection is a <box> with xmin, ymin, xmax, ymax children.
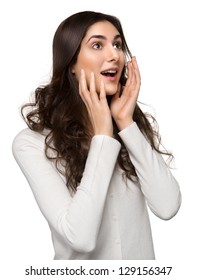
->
<box><xmin>12</xmin><ymin>122</ymin><xmax>181</xmax><ymax>260</ymax></box>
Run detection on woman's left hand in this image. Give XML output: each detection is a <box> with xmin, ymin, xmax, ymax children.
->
<box><xmin>110</xmin><ymin>56</ymin><xmax>141</xmax><ymax>131</ymax></box>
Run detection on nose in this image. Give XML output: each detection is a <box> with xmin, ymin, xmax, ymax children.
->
<box><xmin>106</xmin><ymin>45</ymin><xmax>119</xmax><ymax>62</ymax></box>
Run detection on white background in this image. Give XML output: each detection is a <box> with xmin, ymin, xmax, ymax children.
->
<box><xmin>0</xmin><ymin>0</ymin><xmax>196</xmax><ymax>279</ymax></box>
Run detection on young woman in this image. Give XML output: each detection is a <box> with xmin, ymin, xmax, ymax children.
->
<box><xmin>12</xmin><ymin>11</ymin><xmax>181</xmax><ymax>260</ymax></box>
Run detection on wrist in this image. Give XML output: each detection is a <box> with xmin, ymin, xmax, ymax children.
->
<box><xmin>94</xmin><ymin>129</ymin><xmax>113</xmax><ymax>138</ymax></box>
<box><xmin>115</xmin><ymin>118</ymin><xmax>134</xmax><ymax>131</ymax></box>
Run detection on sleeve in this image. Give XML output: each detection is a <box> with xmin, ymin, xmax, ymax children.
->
<box><xmin>12</xmin><ymin>129</ymin><xmax>121</xmax><ymax>253</ymax></box>
<box><xmin>118</xmin><ymin>122</ymin><xmax>181</xmax><ymax>220</ymax></box>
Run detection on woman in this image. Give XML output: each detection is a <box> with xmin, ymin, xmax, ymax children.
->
<box><xmin>12</xmin><ymin>11</ymin><xmax>181</xmax><ymax>260</ymax></box>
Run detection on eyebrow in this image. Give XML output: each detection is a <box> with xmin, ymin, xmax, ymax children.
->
<box><xmin>86</xmin><ymin>34</ymin><xmax>121</xmax><ymax>43</ymax></box>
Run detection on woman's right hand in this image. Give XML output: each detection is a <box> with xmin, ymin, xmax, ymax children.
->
<box><xmin>79</xmin><ymin>69</ymin><xmax>113</xmax><ymax>137</ymax></box>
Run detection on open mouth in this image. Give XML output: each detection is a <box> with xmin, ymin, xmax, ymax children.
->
<box><xmin>101</xmin><ymin>70</ymin><xmax>117</xmax><ymax>78</ymax></box>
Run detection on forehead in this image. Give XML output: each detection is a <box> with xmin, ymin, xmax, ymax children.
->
<box><xmin>84</xmin><ymin>20</ymin><xmax>120</xmax><ymax>40</ymax></box>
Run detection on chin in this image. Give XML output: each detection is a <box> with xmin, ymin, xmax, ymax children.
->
<box><xmin>105</xmin><ymin>84</ymin><xmax>119</xmax><ymax>96</ymax></box>
<box><xmin>106</xmin><ymin>91</ymin><xmax>116</xmax><ymax>96</ymax></box>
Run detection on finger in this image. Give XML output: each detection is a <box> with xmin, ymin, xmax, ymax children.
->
<box><xmin>125</xmin><ymin>61</ymin><xmax>134</xmax><ymax>87</ymax></box>
<box><xmin>130</xmin><ymin>57</ymin><xmax>141</xmax><ymax>99</ymax></box>
<box><xmin>122</xmin><ymin>62</ymin><xmax>140</xmax><ymax>100</ymax></box>
<box><xmin>127</xmin><ymin>58</ymin><xmax>140</xmax><ymax>90</ymax></box>
<box><xmin>89</xmin><ymin>72</ymin><xmax>99</xmax><ymax>103</ymax></box>
<box><xmin>79</xmin><ymin>69</ymin><xmax>86</xmax><ymax>102</ymax></box>
<box><xmin>121</xmin><ymin>62</ymin><xmax>134</xmax><ymax>98</ymax></box>
<box><xmin>131</xmin><ymin>56</ymin><xmax>141</xmax><ymax>83</ymax></box>
<box><xmin>132</xmin><ymin>56</ymin><xmax>138</xmax><ymax>70</ymax></box>
<box><xmin>79</xmin><ymin>69</ymin><xmax>88</xmax><ymax>91</ymax></box>
<box><xmin>89</xmin><ymin>72</ymin><xmax>96</xmax><ymax>92</ymax></box>
<box><xmin>99</xmin><ymin>80</ymin><xmax>107</xmax><ymax>102</ymax></box>
<box><xmin>79</xmin><ymin>69</ymin><xmax>91</xmax><ymax>103</ymax></box>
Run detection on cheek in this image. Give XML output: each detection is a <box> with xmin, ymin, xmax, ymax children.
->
<box><xmin>121</xmin><ymin>56</ymin><xmax>126</xmax><ymax>70</ymax></box>
<box><xmin>73</xmin><ymin>59</ymin><xmax>96</xmax><ymax>83</ymax></box>
<box><xmin>79</xmin><ymin>50</ymin><xmax>102</xmax><ymax>72</ymax></box>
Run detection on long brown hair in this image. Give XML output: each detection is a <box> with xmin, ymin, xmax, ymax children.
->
<box><xmin>22</xmin><ymin>11</ymin><xmax>173</xmax><ymax>192</ymax></box>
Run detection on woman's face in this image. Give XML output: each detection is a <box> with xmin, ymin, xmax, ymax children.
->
<box><xmin>72</xmin><ymin>20</ymin><xmax>125</xmax><ymax>95</ymax></box>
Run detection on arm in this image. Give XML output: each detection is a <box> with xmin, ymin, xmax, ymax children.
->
<box><xmin>12</xmin><ymin>129</ymin><xmax>120</xmax><ymax>253</ymax></box>
<box><xmin>119</xmin><ymin>122</ymin><xmax>181</xmax><ymax>220</ymax></box>
<box><xmin>111</xmin><ymin>57</ymin><xmax>181</xmax><ymax>219</ymax></box>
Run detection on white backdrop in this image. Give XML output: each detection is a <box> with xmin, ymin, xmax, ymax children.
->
<box><xmin>1</xmin><ymin>0</ymin><xmax>196</xmax><ymax>279</ymax></box>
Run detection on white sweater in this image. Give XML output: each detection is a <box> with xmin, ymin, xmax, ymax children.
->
<box><xmin>12</xmin><ymin>122</ymin><xmax>181</xmax><ymax>260</ymax></box>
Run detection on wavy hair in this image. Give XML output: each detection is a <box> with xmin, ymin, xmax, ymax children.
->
<box><xmin>22</xmin><ymin>11</ymin><xmax>173</xmax><ymax>191</ymax></box>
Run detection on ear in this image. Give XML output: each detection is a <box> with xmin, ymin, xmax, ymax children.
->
<box><xmin>71</xmin><ymin>66</ymin><xmax>75</xmax><ymax>74</ymax></box>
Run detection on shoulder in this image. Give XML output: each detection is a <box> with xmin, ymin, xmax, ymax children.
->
<box><xmin>13</xmin><ymin>128</ymin><xmax>46</xmax><ymax>147</ymax></box>
<box><xmin>12</xmin><ymin>128</ymin><xmax>48</xmax><ymax>157</ymax></box>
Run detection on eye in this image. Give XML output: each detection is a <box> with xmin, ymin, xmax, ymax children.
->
<box><xmin>92</xmin><ymin>43</ymin><xmax>102</xmax><ymax>49</ymax></box>
<box><xmin>113</xmin><ymin>41</ymin><xmax>122</xmax><ymax>49</ymax></box>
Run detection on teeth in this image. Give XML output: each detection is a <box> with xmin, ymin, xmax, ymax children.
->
<box><xmin>102</xmin><ymin>70</ymin><xmax>117</xmax><ymax>74</ymax></box>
